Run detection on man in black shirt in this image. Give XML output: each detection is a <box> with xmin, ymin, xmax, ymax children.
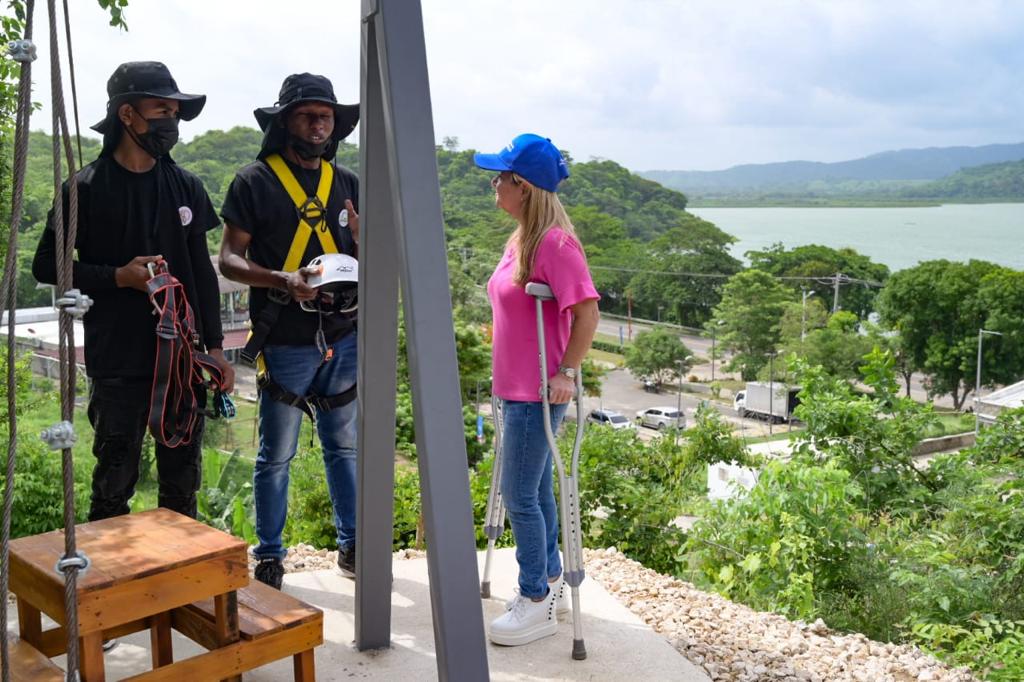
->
<box><xmin>219</xmin><ymin>73</ymin><xmax>360</xmax><ymax>589</ymax></box>
<box><xmin>32</xmin><ymin>61</ymin><xmax>233</xmax><ymax>521</ymax></box>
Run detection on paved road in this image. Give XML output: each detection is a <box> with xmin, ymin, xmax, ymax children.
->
<box><xmin>596</xmin><ymin>314</ymin><xmax>957</xmax><ymax>409</ymax></box>
<box><xmin>585</xmin><ymin>368</ymin><xmax>785</xmax><ymax>442</ymax></box>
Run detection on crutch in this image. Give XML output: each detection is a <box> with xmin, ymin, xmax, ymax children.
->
<box><xmin>480</xmin><ymin>392</ymin><xmax>505</xmax><ymax>599</ymax></box>
<box><xmin>527</xmin><ymin>281</ymin><xmax>587</xmax><ymax>661</ymax></box>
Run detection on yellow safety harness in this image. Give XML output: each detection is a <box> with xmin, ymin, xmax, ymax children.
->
<box><xmin>241</xmin><ymin>153</ymin><xmax>339</xmax><ymax>367</ymax></box>
<box><xmin>242</xmin><ymin>153</ymin><xmax>358</xmax><ymax>420</ymax></box>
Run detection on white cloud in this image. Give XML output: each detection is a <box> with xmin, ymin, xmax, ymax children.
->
<box><xmin>22</xmin><ymin>0</ymin><xmax>1024</xmax><ymax>171</ymax></box>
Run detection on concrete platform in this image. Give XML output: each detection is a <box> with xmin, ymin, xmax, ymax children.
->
<box><xmin>8</xmin><ymin>548</ymin><xmax>709</xmax><ymax>681</ymax></box>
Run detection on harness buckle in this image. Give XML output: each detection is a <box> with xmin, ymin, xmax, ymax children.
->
<box><xmin>268</xmin><ymin>287</ymin><xmax>291</xmax><ymax>305</ymax></box>
<box><xmin>299</xmin><ymin>195</ymin><xmax>327</xmax><ymax>228</ymax></box>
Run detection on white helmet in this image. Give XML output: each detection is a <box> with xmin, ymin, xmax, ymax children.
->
<box><xmin>300</xmin><ymin>253</ymin><xmax>358</xmax><ymax>314</ymax></box>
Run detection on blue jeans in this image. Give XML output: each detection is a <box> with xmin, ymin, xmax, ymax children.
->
<box><xmin>500</xmin><ymin>399</ymin><xmax>568</xmax><ymax>599</ymax></box>
<box><xmin>253</xmin><ymin>332</ymin><xmax>358</xmax><ymax>560</ymax></box>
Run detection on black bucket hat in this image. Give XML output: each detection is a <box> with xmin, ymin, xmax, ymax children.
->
<box><xmin>91</xmin><ymin>61</ymin><xmax>206</xmax><ymax>135</ymax></box>
<box><xmin>254</xmin><ymin>73</ymin><xmax>359</xmax><ymax>160</ymax></box>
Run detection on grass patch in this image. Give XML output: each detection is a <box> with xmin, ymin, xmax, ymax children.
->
<box><xmin>588</xmin><ymin>347</ymin><xmax>625</xmax><ymax>366</ymax></box>
<box><xmin>922</xmin><ymin>412</ymin><xmax>974</xmax><ymax>439</ymax></box>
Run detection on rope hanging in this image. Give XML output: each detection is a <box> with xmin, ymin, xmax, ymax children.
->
<box><xmin>1</xmin><ymin>2</ymin><xmax>37</xmax><ymax>679</ymax></box>
<box><xmin>1</xmin><ymin>0</ymin><xmax>89</xmax><ymax>678</ymax></box>
<box><xmin>45</xmin><ymin>0</ymin><xmax>89</xmax><ymax>673</ymax></box>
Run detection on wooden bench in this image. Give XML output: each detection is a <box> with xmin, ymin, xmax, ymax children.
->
<box><xmin>7</xmin><ymin>635</ymin><xmax>65</xmax><ymax>681</ymax></box>
<box><xmin>167</xmin><ymin>581</ymin><xmax>323</xmax><ymax>682</ymax></box>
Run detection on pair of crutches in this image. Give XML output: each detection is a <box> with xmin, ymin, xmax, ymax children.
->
<box><xmin>480</xmin><ymin>282</ymin><xmax>587</xmax><ymax>660</ymax></box>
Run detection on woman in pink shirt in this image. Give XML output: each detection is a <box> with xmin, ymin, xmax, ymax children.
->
<box><xmin>475</xmin><ymin>134</ymin><xmax>600</xmax><ymax>647</ymax></box>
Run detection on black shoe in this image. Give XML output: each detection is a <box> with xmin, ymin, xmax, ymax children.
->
<box><xmin>255</xmin><ymin>557</ymin><xmax>285</xmax><ymax>590</ymax></box>
<box><xmin>336</xmin><ymin>545</ymin><xmax>356</xmax><ymax>579</ymax></box>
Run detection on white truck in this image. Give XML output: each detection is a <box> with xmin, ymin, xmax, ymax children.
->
<box><xmin>733</xmin><ymin>382</ymin><xmax>800</xmax><ymax>422</ymax></box>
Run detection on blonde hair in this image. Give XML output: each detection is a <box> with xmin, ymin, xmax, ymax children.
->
<box><xmin>507</xmin><ymin>174</ymin><xmax>580</xmax><ymax>286</ymax></box>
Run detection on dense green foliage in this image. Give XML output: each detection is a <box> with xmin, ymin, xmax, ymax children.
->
<box><xmin>623</xmin><ymin>327</ymin><xmax>694</xmax><ymax>386</ymax></box>
<box><xmin>746</xmin><ymin>243</ymin><xmax>889</xmax><ymax>318</ymax></box>
<box><xmin>878</xmin><ymin>259</ymin><xmax>1024</xmax><ymax>409</ymax></box>
<box><xmin>709</xmin><ymin>269</ymin><xmax>791</xmax><ymax>379</ymax></box>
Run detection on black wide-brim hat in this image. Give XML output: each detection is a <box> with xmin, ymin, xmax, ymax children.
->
<box><xmin>91</xmin><ymin>61</ymin><xmax>206</xmax><ymax>134</ymax></box>
<box><xmin>255</xmin><ymin>73</ymin><xmax>359</xmax><ymax>148</ymax></box>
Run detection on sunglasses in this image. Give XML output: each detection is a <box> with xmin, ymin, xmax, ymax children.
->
<box><xmin>491</xmin><ymin>172</ymin><xmax>522</xmax><ymax>187</ymax></box>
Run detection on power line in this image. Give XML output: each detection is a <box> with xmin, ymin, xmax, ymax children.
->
<box><xmin>589</xmin><ymin>265</ymin><xmax>884</xmax><ymax>288</ymax></box>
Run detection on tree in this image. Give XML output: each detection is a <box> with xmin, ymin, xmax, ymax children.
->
<box><xmin>976</xmin><ymin>268</ymin><xmax>1024</xmax><ymax>387</ymax></box>
<box><xmin>624</xmin><ymin>328</ymin><xmax>693</xmax><ymax>386</ymax></box>
<box><xmin>877</xmin><ymin>259</ymin><xmax>1003</xmax><ymax>410</ymax></box>
<box><xmin>709</xmin><ymin>270</ymin><xmax>791</xmax><ymax>380</ymax></box>
<box><xmin>747</xmin><ymin>243</ymin><xmax>889</xmax><ymax>319</ymax></box>
<box><xmin>782</xmin><ymin>310</ymin><xmax>873</xmax><ymax>382</ymax></box>
<box><xmin>625</xmin><ymin>218</ymin><xmax>742</xmax><ymax>327</ymax></box>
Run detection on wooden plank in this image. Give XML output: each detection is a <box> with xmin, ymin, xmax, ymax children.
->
<box><xmin>214</xmin><ymin>591</ymin><xmax>242</xmax><ymax>682</ymax></box>
<box><xmin>16</xmin><ymin>597</ymin><xmax>42</xmax><ymax>645</ymax></box>
<box><xmin>150</xmin><ymin>611</ymin><xmax>174</xmax><ymax>668</ymax></box>
<box><xmin>10</xmin><ymin>510</ymin><xmax>245</xmax><ymax>593</ymax></box>
<box><xmin>6</xmin><ymin>636</ymin><xmax>65</xmax><ymax>682</ymax></box>
<box><xmin>122</xmin><ymin>619</ymin><xmax>324</xmax><ymax>682</ymax></box>
<box><xmin>75</xmin><ymin>553</ymin><xmax>248</xmax><ymax>632</ymax></box>
<box><xmin>294</xmin><ymin>649</ymin><xmax>316</xmax><ymax>682</ymax></box>
<box><xmin>11</xmin><ymin>553</ymin><xmax>73</xmax><ymax>626</ymax></box>
<box><xmin>80</xmin><ymin>631</ymin><xmax>106</xmax><ymax>682</ymax></box>
<box><xmin>171</xmin><ymin>606</ymin><xmax>223</xmax><ymax>651</ymax></box>
<box><xmin>178</xmin><ymin>582</ymin><xmax>322</xmax><ymax>641</ymax></box>
<box><xmin>33</xmin><ymin>617</ymin><xmax>152</xmax><ymax>657</ymax></box>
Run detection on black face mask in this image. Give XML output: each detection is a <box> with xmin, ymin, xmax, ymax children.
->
<box><xmin>125</xmin><ymin>107</ymin><xmax>180</xmax><ymax>158</ymax></box>
<box><xmin>289</xmin><ymin>133</ymin><xmax>329</xmax><ymax>160</ymax></box>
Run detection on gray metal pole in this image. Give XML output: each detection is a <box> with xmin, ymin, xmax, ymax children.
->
<box><xmin>355</xmin><ymin>1</ymin><xmax>401</xmax><ymax>649</ymax></box>
<box><xmin>974</xmin><ymin>329</ymin><xmax>1003</xmax><ymax>436</ymax></box>
<box><xmin>769</xmin><ymin>354</ymin><xmax>774</xmax><ymax>436</ymax></box>
<box><xmin>975</xmin><ymin>329</ymin><xmax>983</xmax><ymax>436</ymax></box>
<box><xmin>361</xmin><ymin>1</ymin><xmax>490</xmax><ymax>678</ymax></box>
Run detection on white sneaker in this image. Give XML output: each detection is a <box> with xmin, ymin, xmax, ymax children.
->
<box><xmin>490</xmin><ymin>589</ymin><xmax>557</xmax><ymax>646</ymax></box>
<box><xmin>505</xmin><ymin>578</ymin><xmax>571</xmax><ymax>617</ymax></box>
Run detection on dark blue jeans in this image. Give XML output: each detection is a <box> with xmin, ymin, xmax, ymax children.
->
<box><xmin>500</xmin><ymin>399</ymin><xmax>568</xmax><ymax>599</ymax></box>
<box><xmin>253</xmin><ymin>333</ymin><xmax>358</xmax><ymax>560</ymax></box>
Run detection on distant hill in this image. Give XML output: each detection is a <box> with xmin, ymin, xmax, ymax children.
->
<box><xmin>907</xmin><ymin>159</ymin><xmax>1024</xmax><ymax>201</ymax></box>
<box><xmin>642</xmin><ymin>142</ymin><xmax>1024</xmax><ymax>194</ymax></box>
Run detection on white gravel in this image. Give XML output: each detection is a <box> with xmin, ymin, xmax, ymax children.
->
<box><xmin>262</xmin><ymin>544</ymin><xmax>979</xmax><ymax>682</ymax></box>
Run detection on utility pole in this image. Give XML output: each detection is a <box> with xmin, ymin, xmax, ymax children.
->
<box><xmin>832</xmin><ymin>273</ymin><xmax>842</xmax><ymax>313</ymax></box>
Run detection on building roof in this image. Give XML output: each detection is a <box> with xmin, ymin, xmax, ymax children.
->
<box><xmin>977</xmin><ymin>379</ymin><xmax>1024</xmax><ymax>423</ymax></box>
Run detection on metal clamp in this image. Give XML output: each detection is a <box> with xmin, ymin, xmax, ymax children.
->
<box><xmin>55</xmin><ymin>551</ymin><xmax>91</xmax><ymax>578</ymax></box>
<box><xmin>40</xmin><ymin>421</ymin><xmax>77</xmax><ymax>450</ymax></box>
<box><xmin>56</xmin><ymin>288</ymin><xmax>94</xmax><ymax>319</ymax></box>
<box><xmin>7</xmin><ymin>39</ymin><xmax>36</xmax><ymax>62</ymax></box>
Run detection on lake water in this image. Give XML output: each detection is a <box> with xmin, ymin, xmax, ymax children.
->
<box><xmin>689</xmin><ymin>204</ymin><xmax>1024</xmax><ymax>272</ymax></box>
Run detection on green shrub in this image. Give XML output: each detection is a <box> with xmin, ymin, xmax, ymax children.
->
<box><xmin>196</xmin><ymin>448</ymin><xmax>255</xmax><ymax>544</ymax></box>
<box><xmin>0</xmin><ymin>437</ymin><xmax>90</xmax><ymax>537</ymax></box>
<box><xmin>686</xmin><ymin>460</ymin><xmax>868</xmax><ymax>619</ymax></box>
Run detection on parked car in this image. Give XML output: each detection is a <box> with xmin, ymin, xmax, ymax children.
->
<box><xmin>635</xmin><ymin>406</ymin><xmax>686</xmax><ymax>430</ymax></box>
<box><xmin>587</xmin><ymin>409</ymin><xmax>636</xmax><ymax>430</ymax></box>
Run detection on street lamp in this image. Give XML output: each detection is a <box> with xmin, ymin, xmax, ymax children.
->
<box><xmin>711</xmin><ymin>319</ymin><xmax>725</xmax><ymax>382</ymax></box>
<box><xmin>801</xmin><ymin>289</ymin><xmax>817</xmax><ymax>341</ymax></box>
<box><xmin>657</xmin><ymin>305</ymin><xmax>664</xmax><ymax>324</ymax></box>
<box><xmin>676</xmin><ymin>355</ymin><xmax>694</xmax><ymax>445</ymax></box>
<box><xmin>768</xmin><ymin>354</ymin><xmax>774</xmax><ymax>437</ymax></box>
<box><xmin>975</xmin><ymin>329</ymin><xmax>1003</xmax><ymax>435</ymax></box>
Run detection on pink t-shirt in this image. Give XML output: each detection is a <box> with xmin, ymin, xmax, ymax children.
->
<box><xmin>487</xmin><ymin>227</ymin><xmax>600</xmax><ymax>402</ymax></box>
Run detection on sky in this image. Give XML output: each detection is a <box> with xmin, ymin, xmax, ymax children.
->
<box><xmin>21</xmin><ymin>0</ymin><xmax>1024</xmax><ymax>171</ymax></box>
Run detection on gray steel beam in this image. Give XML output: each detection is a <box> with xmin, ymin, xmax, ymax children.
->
<box><xmin>359</xmin><ymin>0</ymin><xmax>490</xmax><ymax>679</ymax></box>
<box><xmin>354</xmin><ymin>0</ymin><xmax>400</xmax><ymax>650</ymax></box>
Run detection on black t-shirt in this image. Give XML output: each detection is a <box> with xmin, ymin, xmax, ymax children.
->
<box><xmin>220</xmin><ymin>156</ymin><xmax>358</xmax><ymax>346</ymax></box>
<box><xmin>32</xmin><ymin>155</ymin><xmax>222</xmax><ymax>379</ymax></box>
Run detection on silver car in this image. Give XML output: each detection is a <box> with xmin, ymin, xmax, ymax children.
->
<box><xmin>635</xmin><ymin>406</ymin><xmax>686</xmax><ymax>430</ymax></box>
<box><xmin>587</xmin><ymin>409</ymin><xmax>636</xmax><ymax>431</ymax></box>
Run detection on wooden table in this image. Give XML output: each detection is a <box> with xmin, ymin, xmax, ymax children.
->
<box><xmin>9</xmin><ymin>508</ymin><xmax>249</xmax><ymax>682</ymax></box>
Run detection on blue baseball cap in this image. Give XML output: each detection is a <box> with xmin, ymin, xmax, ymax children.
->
<box><xmin>473</xmin><ymin>133</ymin><xmax>570</xmax><ymax>192</ymax></box>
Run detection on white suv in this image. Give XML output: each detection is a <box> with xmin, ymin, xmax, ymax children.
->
<box><xmin>587</xmin><ymin>409</ymin><xmax>636</xmax><ymax>430</ymax></box>
<box><xmin>635</xmin><ymin>406</ymin><xmax>686</xmax><ymax>430</ymax></box>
